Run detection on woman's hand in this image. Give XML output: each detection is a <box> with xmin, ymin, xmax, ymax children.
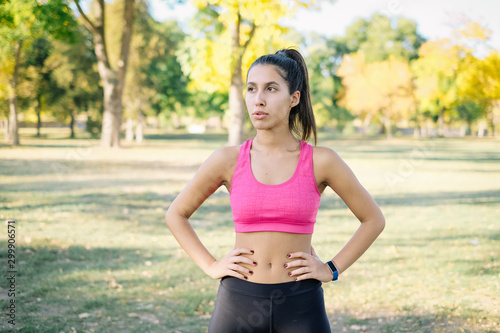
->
<box><xmin>285</xmin><ymin>246</ymin><xmax>334</xmax><ymax>282</ymax></box>
<box><xmin>205</xmin><ymin>248</ymin><xmax>257</xmax><ymax>280</ymax></box>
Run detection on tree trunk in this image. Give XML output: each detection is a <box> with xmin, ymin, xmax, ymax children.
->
<box><xmin>135</xmin><ymin>100</ymin><xmax>144</xmax><ymax>144</ymax></box>
<box><xmin>227</xmin><ymin>9</ymin><xmax>256</xmax><ymax>146</ymax></box>
<box><xmin>126</xmin><ymin>118</ymin><xmax>134</xmax><ymax>142</ymax></box>
<box><xmin>135</xmin><ymin>118</ymin><xmax>143</xmax><ymax>143</ymax></box>
<box><xmin>8</xmin><ymin>40</ymin><xmax>23</xmax><ymax>146</ymax></box>
<box><xmin>75</xmin><ymin>0</ymin><xmax>134</xmax><ymax>148</ymax></box>
<box><xmin>35</xmin><ymin>95</ymin><xmax>42</xmax><ymax>137</ymax></box>
<box><xmin>4</xmin><ymin>118</ymin><xmax>10</xmax><ymax>142</ymax></box>
<box><xmin>228</xmin><ymin>71</ymin><xmax>245</xmax><ymax>146</ymax></box>
<box><xmin>69</xmin><ymin>108</ymin><xmax>76</xmax><ymax>138</ymax></box>
<box><xmin>466</xmin><ymin>121</ymin><xmax>472</xmax><ymax>136</ymax></box>
<box><xmin>384</xmin><ymin>116</ymin><xmax>392</xmax><ymax>139</ymax></box>
<box><xmin>486</xmin><ymin>108</ymin><xmax>495</xmax><ymax>137</ymax></box>
<box><xmin>361</xmin><ymin>112</ymin><xmax>373</xmax><ymax>135</ymax></box>
<box><xmin>478</xmin><ymin>121</ymin><xmax>486</xmax><ymax>137</ymax></box>
<box><xmin>228</xmin><ymin>15</ymin><xmax>245</xmax><ymax>146</ymax></box>
<box><xmin>438</xmin><ymin>108</ymin><xmax>445</xmax><ymax>137</ymax></box>
<box><xmin>100</xmin><ymin>78</ymin><xmax>123</xmax><ymax>147</ymax></box>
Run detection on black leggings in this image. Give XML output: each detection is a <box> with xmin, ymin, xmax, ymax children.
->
<box><xmin>208</xmin><ymin>277</ymin><xmax>331</xmax><ymax>333</ymax></box>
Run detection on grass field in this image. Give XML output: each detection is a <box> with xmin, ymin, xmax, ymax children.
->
<box><xmin>0</xmin><ymin>128</ymin><xmax>499</xmax><ymax>333</ymax></box>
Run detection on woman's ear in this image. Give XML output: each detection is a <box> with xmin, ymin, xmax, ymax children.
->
<box><xmin>290</xmin><ymin>91</ymin><xmax>300</xmax><ymax>108</ymax></box>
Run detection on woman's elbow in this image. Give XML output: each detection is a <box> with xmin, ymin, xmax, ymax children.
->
<box><xmin>375</xmin><ymin>213</ymin><xmax>386</xmax><ymax>234</ymax></box>
<box><xmin>165</xmin><ymin>207</ymin><xmax>176</xmax><ymax>230</ymax></box>
<box><xmin>165</xmin><ymin>205</ymin><xmax>189</xmax><ymax>231</ymax></box>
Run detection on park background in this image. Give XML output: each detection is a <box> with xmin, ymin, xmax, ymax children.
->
<box><xmin>1</xmin><ymin>0</ymin><xmax>499</xmax><ymax>332</ymax></box>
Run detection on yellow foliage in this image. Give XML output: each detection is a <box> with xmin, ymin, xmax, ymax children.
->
<box><xmin>412</xmin><ymin>39</ymin><xmax>460</xmax><ymax>112</ymax></box>
<box><xmin>337</xmin><ymin>52</ymin><xmax>414</xmax><ymax>121</ymax></box>
<box><xmin>458</xmin><ymin>50</ymin><xmax>500</xmax><ymax>104</ymax></box>
<box><xmin>189</xmin><ymin>37</ymin><xmax>232</xmax><ymax>93</ymax></box>
<box><xmin>184</xmin><ymin>0</ymin><xmax>317</xmax><ymax>94</ymax></box>
<box><xmin>456</xmin><ymin>19</ymin><xmax>492</xmax><ymax>41</ymax></box>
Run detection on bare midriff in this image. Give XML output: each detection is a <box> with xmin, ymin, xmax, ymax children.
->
<box><xmin>235</xmin><ymin>231</ymin><xmax>312</xmax><ymax>284</ymax></box>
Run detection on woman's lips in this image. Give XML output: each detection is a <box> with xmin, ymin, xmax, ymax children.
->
<box><xmin>252</xmin><ymin>111</ymin><xmax>268</xmax><ymax>120</ymax></box>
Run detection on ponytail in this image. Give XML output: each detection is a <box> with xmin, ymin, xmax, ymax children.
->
<box><xmin>248</xmin><ymin>47</ymin><xmax>317</xmax><ymax>145</ymax></box>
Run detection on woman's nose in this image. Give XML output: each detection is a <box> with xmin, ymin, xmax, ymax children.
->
<box><xmin>254</xmin><ymin>91</ymin><xmax>265</xmax><ymax>106</ymax></box>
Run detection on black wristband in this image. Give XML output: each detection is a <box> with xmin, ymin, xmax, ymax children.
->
<box><xmin>326</xmin><ymin>260</ymin><xmax>339</xmax><ymax>281</ymax></box>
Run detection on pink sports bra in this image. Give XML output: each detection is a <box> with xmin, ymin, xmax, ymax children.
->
<box><xmin>230</xmin><ymin>139</ymin><xmax>321</xmax><ymax>234</ymax></box>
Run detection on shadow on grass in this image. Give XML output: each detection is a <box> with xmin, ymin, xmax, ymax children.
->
<box><xmin>0</xmin><ymin>158</ymin><xmax>200</xmax><ymax>177</ymax></box>
<box><xmin>4</xmin><ymin>243</ymin><xmax>211</xmax><ymax>333</ymax></box>
<box><xmin>1</xmin><ymin>190</ymin><xmax>176</xmax><ymax>216</ymax></box>
<box><xmin>327</xmin><ymin>310</ymin><xmax>491</xmax><ymax>333</ymax></box>
<box><xmin>320</xmin><ymin>189</ymin><xmax>500</xmax><ymax>211</ymax></box>
<box><xmin>144</xmin><ymin>133</ymin><xmax>228</xmax><ymax>142</ymax></box>
<box><xmin>1</xmin><ymin>143</ymin><xmax>94</xmax><ymax>149</ymax></box>
<box><xmin>2</xmin><ymin>177</ymin><xmax>183</xmax><ymax>194</ymax></box>
<box><xmin>375</xmin><ymin>189</ymin><xmax>500</xmax><ymax>207</ymax></box>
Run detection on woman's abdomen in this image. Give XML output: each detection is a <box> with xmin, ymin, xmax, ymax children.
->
<box><xmin>235</xmin><ymin>231</ymin><xmax>312</xmax><ymax>284</ymax></box>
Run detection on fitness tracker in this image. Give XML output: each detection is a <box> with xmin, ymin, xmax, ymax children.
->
<box><xmin>326</xmin><ymin>260</ymin><xmax>339</xmax><ymax>281</ymax></box>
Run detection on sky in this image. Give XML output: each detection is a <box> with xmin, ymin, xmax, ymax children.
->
<box><xmin>149</xmin><ymin>0</ymin><xmax>500</xmax><ymax>51</ymax></box>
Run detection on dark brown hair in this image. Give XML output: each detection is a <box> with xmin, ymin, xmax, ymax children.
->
<box><xmin>248</xmin><ymin>48</ymin><xmax>317</xmax><ymax>145</ymax></box>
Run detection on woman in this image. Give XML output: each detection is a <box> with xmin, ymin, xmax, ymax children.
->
<box><xmin>166</xmin><ymin>48</ymin><xmax>385</xmax><ymax>332</ymax></box>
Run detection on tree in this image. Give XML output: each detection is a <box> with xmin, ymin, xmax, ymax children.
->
<box><xmin>182</xmin><ymin>0</ymin><xmax>329</xmax><ymax>145</ymax></box>
<box><xmin>23</xmin><ymin>37</ymin><xmax>52</xmax><ymax>137</ymax></box>
<box><xmin>0</xmin><ymin>0</ymin><xmax>77</xmax><ymax>146</ymax></box>
<box><xmin>337</xmin><ymin>52</ymin><xmax>415</xmax><ymax>137</ymax></box>
<box><xmin>411</xmin><ymin>39</ymin><xmax>460</xmax><ymax>136</ymax></box>
<box><xmin>453</xmin><ymin>19</ymin><xmax>499</xmax><ymax>136</ymax></box>
<box><xmin>123</xmin><ymin>3</ymin><xmax>189</xmax><ymax>143</ymax></box>
<box><xmin>45</xmin><ymin>26</ymin><xmax>102</xmax><ymax>138</ymax></box>
<box><xmin>308</xmin><ymin>13</ymin><xmax>422</xmax><ymax>136</ymax></box>
<box><xmin>75</xmin><ymin>0</ymin><xmax>135</xmax><ymax>147</ymax></box>
<box><xmin>345</xmin><ymin>13</ymin><xmax>425</xmax><ymax>63</ymax></box>
<box><xmin>457</xmin><ymin>51</ymin><xmax>500</xmax><ymax>136</ymax></box>
<box><xmin>307</xmin><ymin>34</ymin><xmax>352</xmax><ymax>131</ymax></box>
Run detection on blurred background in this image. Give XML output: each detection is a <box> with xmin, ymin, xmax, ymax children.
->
<box><xmin>1</xmin><ymin>1</ymin><xmax>499</xmax><ymax>332</ymax></box>
<box><xmin>1</xmin><ymin>0</ymin><xmax>499</xmax><ymax>146</ymax></box>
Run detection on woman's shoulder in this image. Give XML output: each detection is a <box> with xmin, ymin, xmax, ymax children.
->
<box><xmin>203</xmin><ymin>144</ymin><xmax>241</xmax><ymax>174</ymax></box>
<box><xmin>195</xmin><ymin>144</ymin><xmax>242</xmax><ymax>185</ymax></box>
<box><xmin>312</xmin><ymin>145</ymin><xmax>343</xmax><ymax>165</ymax></box>
<box><xmin>210</xmin><ymin>144</ymin><xmax>241</xmax><ymax>161</ymax></box>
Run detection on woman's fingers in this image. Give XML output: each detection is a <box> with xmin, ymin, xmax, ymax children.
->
<box><xmin>228</xmin><ymin>248</ymin><xmax>257</xmax><ymax>265</ymax></box>
<box><xmin>286</xmin><ymin>250</ymin><xmax>331</xmax><ymax>282</ymax></box>
<box><xmin>218</xmin><ymin>248</ymin><xmax>257</xmax><ymax>280</ymax></box>
<box><xmin>231</xmin><ymin>247</ymin><xmax>255</xmax><ymax>256</ymax></box>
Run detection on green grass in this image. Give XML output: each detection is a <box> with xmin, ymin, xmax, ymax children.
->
<box><xmin>0</xmin><ymin>128</ymin><xmax>499</xmax><ymax>332</ymax></box>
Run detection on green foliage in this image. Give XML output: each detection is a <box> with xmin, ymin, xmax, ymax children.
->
<box><xmin>345</xmin><ymin>13</ymin><xmax>425</xmax><ymax>62</ymax></box>
<box><xmin>122</xmin><ymin>3</ymin><xmax>190</xmax><ymax>123</ymax></box>
<box><xmin>32</xmin><ymin>0</ymin><xmax>78</xmax><ymax>43</ymax></box>
<box><xmin>457</xmin><ymin>100</ymin><xmax>484</xmax><ymax>127</ymax></box>
<box><xmin>0</xmin><ymin>0</ymin><xmax>80</xmax><ymax>143</ymax></box>
<box><xmin>307</xmin><ymin>34</ymin><xmax>353</xmax><ymax>130</ymax></box>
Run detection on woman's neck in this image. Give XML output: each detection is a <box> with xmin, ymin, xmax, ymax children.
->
<box><xmin>253</xmin><ymin>129</ymin><xmax>300</xmax><ymax>153</ymax></box>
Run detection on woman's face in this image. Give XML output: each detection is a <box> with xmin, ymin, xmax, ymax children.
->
<box><xmin>245</xmin><ymin>64</ymin><xmax>300</xmax><ymax>131</ymax></box>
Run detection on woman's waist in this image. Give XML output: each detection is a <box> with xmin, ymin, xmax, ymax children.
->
<box><xmin>235</xmin><ymin>231</ymin><xmax>311</xmax><ymax>255</ymax></box>
<box><xmin>220</xmin><ymin>276</ymin><xmax>321</xmax><ymax>297</ymax></box>
<box><xmin>235</xmin><ymin>231</ymin><xmax>311</xmax><ymax>283</ymax></box>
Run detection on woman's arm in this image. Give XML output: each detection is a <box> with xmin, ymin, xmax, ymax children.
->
<box><xmin>165</xmin><ymin>146</ymin><xmax>256</xmax><ymax>280</ymax></box>
<box><xmin>287</xmin><ymin>146</ymin><xmax>385</xmax><ymax>282</ymax></box>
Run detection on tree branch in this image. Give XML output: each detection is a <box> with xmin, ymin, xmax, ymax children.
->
<box><xmin>241</xmin><ymin>21</ymin><xmax>256</xmax><ymax>53</ymax></box>
<box><xmin>116</xmin><ymin>0</ymin><xmax>135</xmax><ymax>84</ymax></box>
<box><xmin>74</xmin><ymin>0</ymin><xmax>97</xmax><ymax>35</ymax></box>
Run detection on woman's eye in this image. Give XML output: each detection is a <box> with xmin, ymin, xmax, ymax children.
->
<box><xmin>247</xmin><ymin>87</ymin><xmax>255</xmax><ymax>92</ymax></box>
<box><xmin>268</xmin><ymin>86</ymin><xmax>277</xmax><ymax>91</ymax></box>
